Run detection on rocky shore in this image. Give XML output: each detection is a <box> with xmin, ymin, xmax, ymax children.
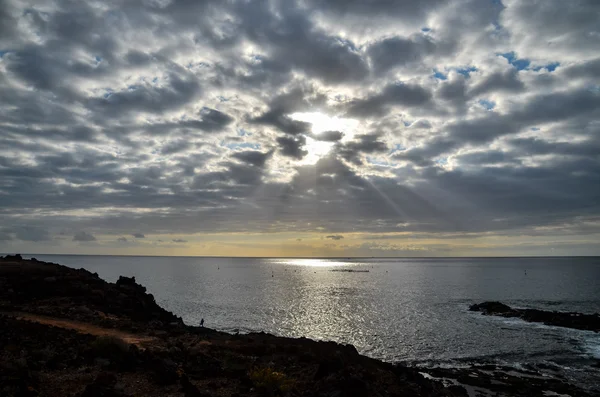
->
<box><xmin>1</xmin><ymin>255</ymin><xmax>598</xmax><ymax>397</ymax></box>
<box><xmin>469</xmin><ymin>301</ymin><xmax>600</xmax><ymax>332</ymax></box>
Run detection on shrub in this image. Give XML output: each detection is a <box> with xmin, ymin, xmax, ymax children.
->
<box><xmin>248</xmin><ymin>367</ymin><xmax>293</xmax><ymax>395</ymax></box>
<box><xmin>89</xmin><ymin>335</ymin><xmax>137</xmax><ymax>370</ymax></box>
<box><xmin>90</xmin><ymin>335</ymin><xmax>130</xmax><ymax>355</ymax></box>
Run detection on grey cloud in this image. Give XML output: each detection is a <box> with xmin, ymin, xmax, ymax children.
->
<box><xmin>250</xmin><ymin>110</ymin><xmax>310</xmax><ymax>135</ymax></box>
<box><xmin>232</xmin><ymin>150</ymin><xmax>273</xmax><ymax>167</ymax></box>
<box><xmin>346</xmin><ymin>83</ymin><xmax>432</xmax><ymax>117</ymax></box>
<box><xmin>248</xmin><ymin>87</ymin><xmax>325</xmax><ymax>134</ymax></box>
<box><xmin>337</xmin><ymin>134</ymin><xmax>388</xmax><ymax>164</ymax></box>
<box><xmin>90</xmin><ymin>73</ymin><xmax>201</xmax><ymax>117</ymax></box>
<box><xmin>117</xmin><ymin>237</ymin><xmax>128</xmax><ymax>242</ymax></box>
<box><xmin>308</xmin><ymin>0</ymin><xmax>444</xmax><ymax>19</ymax></box>
<box><xmin>73</xmin><ymin>231</ymin><xmax>96</xmax><ymax>242</ymax></box>
<box><xmin>235</xmin><ymin>2</ymin><xmax>369</xmax><ymax>84</ymax></box>
<box><xmin>172</xmin><ymin>239</ymin><xmax>187</xmax><ymax>243</ymax></box>
<box><xmin>276</xmin><ymin>136</ymin><xmax>308</xmax><ymax>159</ymax></box>
<box><xmin>367</xmin><ymin>34</ymin><xmax>437</xmax><ymax>74</ymax></box>
<box><xmin>326</xmin><ymin>235</ymin><xmax>344</xmax><ymax>240</ymax></box>
<box><xmin>132</xmin><ymin>233</ymin><xmax>145</xmax><ymax>238</ymax></box>
<box><xmin>161</xmin><ymin>140</ymin><xmax>191</xmax><ymax>155</ymax></box>
<box><xmin>468</xmin><ymin>69</ymin><xmax>525</xmax><ymax>97</ymax></box>
<box><xmin>562</xmin><ymin>58</ymin><xmax>600</xmax><ymax>80</ymax></box>
<box><xmin>182</xmin><ymin>108</ymin><xmax>234</xmax><ymax>132</ymax></box>
<box><xmin>313</xmin><ymin>131</ymin><xmax>344</xmax><ymax>142</ymax></box>
<box><xmin>13</xmin><ymin>227</ymin><xmax>50</xmax><ymax>242</ymax></box>
<box><xmin>0</xmin><ymin>230</ymin><xmax>13</xmax><ymax>241</ymax></box>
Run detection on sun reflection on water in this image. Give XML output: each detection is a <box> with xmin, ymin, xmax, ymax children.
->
<box><xmin>270</xmin><ymin>258</ymin><xmax>353</xmax><ymax>267</ymax></box>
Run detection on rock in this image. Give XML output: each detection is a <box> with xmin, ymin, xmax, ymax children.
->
<box><xmin>44</xmin><ymin>277</ymin><xmax>57</xmax><ymax>283</ymax></box>
<box><xmin>469</xmin><ymin>301</ymin><xmax>513</xmax><ymax>314</ymax></box>
<box><xmin>314</xmin><ymin>355</ymin><xmax>344</xmax><ymax>380</ymax></box>
<box><xmin>94</xmin><ymin>358</ymin><xmax>112</xmax><ymax>368</ymax></box>
<box><xmin>3</xmin><ymin>254</ymin><xmax>23</xmax><ymax>261</ymax></box>
<box><xmin>149</xmin><ymin>358</ymin><xmax>180</xmax><ymax>385</ymax></box>
<box><xmin>341</xmin><ymin>375</ymin><xmax>368</xmax><ymax>397</ymax></box>
<box><xmin>116</xmin><ymin>276</ymin><xmax>136</xmax><ymax>286</ymax></box>
<box><xmin>180</xmin><ymin>374</ymin><xmax>212</xmax><ymax>397</ymax></box>
<box><xmin>470</xmin><ymin>301</ymin><xmax>600</xmax><ymax>332</ymax></box>
<box><xmin>80</xmin><ymin>372</ymin><xmax>130</xmax><ymax>397</ymax></box>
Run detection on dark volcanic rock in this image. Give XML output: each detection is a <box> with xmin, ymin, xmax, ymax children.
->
<box><xmin>0</xmin><ymin>257</ymin><xmax>182</xmax><ymax>327</ymax></box>
<box><xmin>470</xmin><ymin>301</ymin><xmax>600</xmax><ymax>332</ymax></box>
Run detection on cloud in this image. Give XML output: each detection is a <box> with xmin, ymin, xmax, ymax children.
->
<box><xmin>346</xmin><ymin>82</ymin><xmax>432</xmax><ymax>118</ymax></box>
<box><xmin>276</xmin><ymin>135</ymin><xmax>308</xmax><ymax>159</ymax></box>
<box><xmin>232</xmin><ymin>150</ymin><xmax>273</xmax><ymax>167</ymax></box>
<box><xmin>0</xmin><ymin>0</ymin><xmax>599</xmax><ymax>255</ymax></box>
<box><xmin>172</xmin><ymin>239</ymin><xmax>187</xmax><ymax>243</ymax></box>
<box><xmin>73</xmin><ymin>231</ymin><xmax>96</xmax><ymax>242</ymax></box>
<box><xmin>0</xmin><ymin>230</ymin><xmax>13</xmax><ymax>241</ymax></box>
<box><xmin>13</xmin><ymin>227</ymin><xmax>50</xmax><ymax>242</ymax></box>
<box><xmin>326</xmin><ymin>235</ymin><xmax>344</xmax><ymax>240</ymax></box>
<box><xmin>313</xmin><ymin>131</ymin><xmax>344</xmax><ymax>142</ymax></box>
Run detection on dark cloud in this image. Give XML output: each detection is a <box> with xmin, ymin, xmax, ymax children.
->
<box><xmin>346</xmin><ymin>83</ymin><xmax>432</xmax><ymax>117</ymax></box>
<box><xmin>13</xmin><ymin>227</ymin><xmax>50</xmax><ymax>242</ymax></box>
<box><xmin>182</xmin><ymin>108</ymin><xmax>234</xmax><ymax>132</ymax></box>
<box><xmin>367</xmin><ymin>34</ymin><xmax>437</xmax><ymax>74</ymax></box>
<box><xmin>468</xmin><ymin>69</ymin><xmax>525</xmax><ymax>97</ymax></box>
<box><xmin>276</xmin><ymin>136</ymin><xmax>308</xmax><ymax>159</ymax></box>
<box><xmin>308</xmin><ymin>0</ymin><xmax>444</xmax><ymax>19</ymax></box>
<box><xmin>232</xmin><ymin>150</ymin><xmax>273</xmax><ymax>167</ymax></box>
<box><xmin>313</xmin><ymin>131</ymin><xmax>344</xmax><ymax>142</ymax></box>
<box><xmin>73</xmin><ymin>231</ymin><xmax>96</xmax><ymax>242</ymax></box>
<box><xmin>172</xmin><ymin>239</ymin><xmax>187</xmax><ymax>243</ymax></box>
<box><xmin>337</xmin><ymin>134</ymin><xmax>388</xmax><ymax>164</ymax></box>
<box><xmin>0</xmin><ymin>230</ymin><xmax>13</xmax><ymax>241</ymax></box>
<box><xmin>132</xmin><ymin>233</ymin><xmax>145</xmax><ymax>239</ymax></box>
<box><xmin>117</xmin><ymin>237</ymin><xmax>128</xmax><ymax>242</ymax></box>
<box><xmin>326</xmin><ymin>235</ymin><xmax>344</xmax><ymax>240</ymax></box>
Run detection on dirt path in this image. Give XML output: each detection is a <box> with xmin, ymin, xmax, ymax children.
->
<box><xmin>6</xmin><ymin>312</ymin><xmax>158</xmax><ymax>347</ymax></box>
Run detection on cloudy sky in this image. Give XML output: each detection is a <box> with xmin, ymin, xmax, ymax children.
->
<box><xmin>1</xmin><ymin>0</ymin><xmax>599</xmax><ymax>257</ymax></box>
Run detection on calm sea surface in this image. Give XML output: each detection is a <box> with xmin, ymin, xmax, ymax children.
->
<box><xmin>19</xmin><ymin>255</ymin><xmax>600</xmax><ymax>386</ymax></box>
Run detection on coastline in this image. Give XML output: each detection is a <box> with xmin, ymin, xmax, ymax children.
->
<box><xmin>1</xmin><ymin>255</ymin><xmax>598</xmax><ymax>397</ymax></box>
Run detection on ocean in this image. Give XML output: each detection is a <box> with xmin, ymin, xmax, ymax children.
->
<box><xmin>19</xmin><ymin>255</ymin><xmax>600</xmax><ymax>388</ymax></box>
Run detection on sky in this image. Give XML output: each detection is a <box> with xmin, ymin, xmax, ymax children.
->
<box><xmin>0</xmin><ymin>0</ymin><xmax>599</xmax><ymax>257</ymax></box>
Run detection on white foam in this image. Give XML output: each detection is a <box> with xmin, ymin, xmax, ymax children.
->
<box><xmin>543</xmin><ymin>391</ymin><xmax>571</xmax><ymax>397</ymax></box>
<box><xmin>583</xmin><ymin>336</ymin><xmax>600</xmax><ymax>359</ymax></box>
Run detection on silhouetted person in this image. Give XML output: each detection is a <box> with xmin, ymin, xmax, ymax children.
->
<box><xmin>200</xmin><ymin>318</ymin><xmax>204</xmax><ymax>327</ymax></box>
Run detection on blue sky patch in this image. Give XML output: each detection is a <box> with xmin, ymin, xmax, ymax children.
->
<box><xmin>456</xmin><ymin>66</ymin><xmax>477</xmax><ymax>78</ymax></box>
<box><xmin>433</xmin><ymin>70</ymin><xmax>447</xmax><ymax>80</ymax></box>
<box><xmin>0</xmin><ymin>50</ymin><xmax>11</xmax><ymax>58</ymax></box>
<box><xmin>499</xmin><ymin>52</ymin><xmax>530</xmax><ymax>70</ymax></box>
<box><xmin>390</xmin><ymin>144</ymin><xmax>406</xmax><ymax>154</ymax></box>
<box><xmin>237</xmin><ymin>129</ymin><xmax>253</xmax><ymax>137</ymax></box>
<box><xmin>479</xmin><ymin>99</ymin><xmax>495</xmax><ymax>110</ymax></box>
<box><xmin>533</xmin><ymin>62</ymin><xmax>560</xmax><ymax>72</ymax></box>
<box><xmin>223</xmin><ymin>141</ymin><xmax>260</xmax><ymax>150</ymax></box>
<box><xmin>421</xmin><ymin>27</ymin><xmax>431</xmax><ymax>32</ymax></box>
<box><xmin>366</xmin><ymin>157</ymin><xmax>389</xmax><ymax>166</ymax></box>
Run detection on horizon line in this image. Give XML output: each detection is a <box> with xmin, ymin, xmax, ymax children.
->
<box><xmin>4</xmin><ymin>253</ymin><xmax>600</xmax><ymax>259</ymax></box>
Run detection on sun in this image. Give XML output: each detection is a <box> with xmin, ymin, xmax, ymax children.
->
<box><xmin>289</xmin><ymin>112</ymin><xmax>359</xmax><ymax>164</ymax></box>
